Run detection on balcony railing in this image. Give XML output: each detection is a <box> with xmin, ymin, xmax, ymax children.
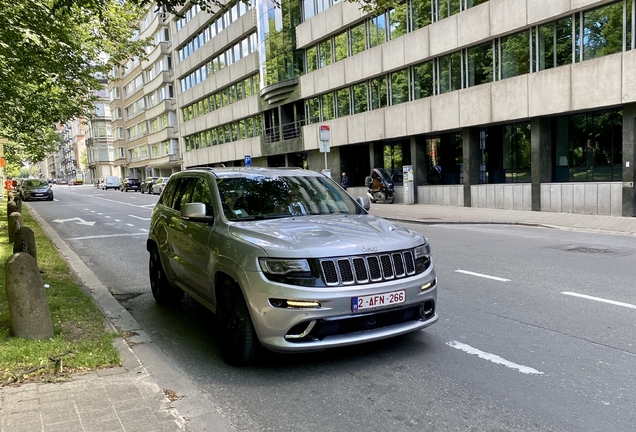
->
<box><xmin>263</xmin><ymin>120</ymin><xmax>305</xmax><ymax>144</ymax></box>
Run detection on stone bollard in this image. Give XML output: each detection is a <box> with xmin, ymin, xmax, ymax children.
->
<box><xmin>13</xmin><ymin>227</ymin><xmax>37</xmax><ymax>262</ymax></box>
<box><xmin>7</xmin><ymin>200</ymin><xmax>18</xmax><ymax>217</ymax></box>
<box><xmin>13</xmin><ymin>196</ymin><xmax>22</xmax><ymax>213</ymax></box>
<box><xmin>4</xmin><ymin>253</ymin><xmax>54</xmax><ymax>339</ymax></box>
<box><xmin>8</xmin><ymin>212</ymin><xmax>24</xmax><ymax>243</ymax></box>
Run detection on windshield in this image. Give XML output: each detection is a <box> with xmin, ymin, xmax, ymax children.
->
<box><xmin>25</xmin><ymin>180</ymin><xmax>48</xmax><ymax>187</ymax></box>
<box><xmin>217</xmin><ymin>174</ymin><xmax>365</xmax><ymax>221</ymax></box>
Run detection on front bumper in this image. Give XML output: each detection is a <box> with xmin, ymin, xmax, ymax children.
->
<box><xmin>244</xmin><ymin>268</ymin><xmax>438</xmax><ymax>352</ymax></box>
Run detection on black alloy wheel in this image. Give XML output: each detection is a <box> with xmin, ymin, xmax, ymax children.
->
<box><xmin>149</xmin><ymin>247</ymin><xmax>184</xmax><ymax>306</ymax></box>
<box><xmin>217</xmin><ymin>280</ymin><xmax>258</xmax><ymax>366</ymax></box>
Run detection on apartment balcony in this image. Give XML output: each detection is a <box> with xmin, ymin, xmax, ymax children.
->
<box><xmin>142</xmin><ymin>41</ymin><xmax>172</xmax><ymax>70</ymax></box>
<box><xmin>144</xmin><ymin>70</ymin><xmax>173</xmax><ymax>96</ymax></box>
<box><xmin>147</xmin><ymin>126</ymin><xmax>176</xmax><ymax>145</ymax></box>
<box><xmin>145</xmin><ymin>99</ymin><xmax>174</xmax><ymax>121</ymax></box>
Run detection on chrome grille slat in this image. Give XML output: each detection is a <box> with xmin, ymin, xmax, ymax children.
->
<box><xmin>319</xmin><ymin>250</ymin><xmax>417</xmax><ymax>286</ymax></box>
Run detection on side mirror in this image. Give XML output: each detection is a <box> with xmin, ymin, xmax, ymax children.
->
<box><xmin>182</xmin><ymin>202</ymin><xmax>214</xmax><ymax>224</ymax></box>
<box><xmin>356</xmin><ymin>196</ymin><xmax>371</xmax><ymax>211</ymax></box>
<box><xmin>364</xmin><ymin>176</ymin><xmax>372</xmax><ymax>187</ymax></box>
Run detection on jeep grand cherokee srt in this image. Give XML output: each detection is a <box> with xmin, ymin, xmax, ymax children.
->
<box><xmin>147</xmin><ymin>167</ymin><xmax>438</xmax><ymax>365</ymax></box>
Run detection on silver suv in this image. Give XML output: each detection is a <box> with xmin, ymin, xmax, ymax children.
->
<box><xmin>147</xmin><ymin>167</ymin><xmax>438</xmax><ymax>365</ymax></box>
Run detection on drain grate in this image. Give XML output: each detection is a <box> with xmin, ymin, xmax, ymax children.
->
<box><xmin>565</xmin><ymin>246</ymin><xmax>614</xmax><ymax>254</ymax></box>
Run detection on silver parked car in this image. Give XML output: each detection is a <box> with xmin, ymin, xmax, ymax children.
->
<box><xmin>147</xmin><ymin>168</ymin><xmax>438</xmax><ymax>365</ymax></box>
<box><xmin>150</xmin><ymin>175</ymin><xmax>171</xmax><ymax>195</ymax></box>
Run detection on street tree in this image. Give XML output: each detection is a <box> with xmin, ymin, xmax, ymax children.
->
<box><xmin>0</xmin><ymin>0</ymin><xmax>146</xmax><ymax>165</ymax></box>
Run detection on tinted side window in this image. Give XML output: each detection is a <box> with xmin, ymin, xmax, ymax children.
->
<box><xmin>173</xmin><ymin>177</ymin><xmax>197</xmax><ymax>212</ymax></box>
<box><xmin>160</xmin><ymin>177</ymin><xmax>184</xmax><ymax>209</ymax></box>
<box><xmin>191</xmin><ymin>177</ymin><xmax>214</xmax><ymax>216</ymax></box>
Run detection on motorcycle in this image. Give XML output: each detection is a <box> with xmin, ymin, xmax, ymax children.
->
<box><xmin>365</xmin><ymin>168</ymin><xmax>395</xmax><ymax>204</ymax></box>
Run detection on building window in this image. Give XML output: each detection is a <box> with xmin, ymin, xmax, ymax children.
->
<box><xmin>465</xmin><ymin>43</ymin><xmax>493</xmax><ymax>87</ymax></box>
<box><xmin>499</xmin><ymin>30</ymin><xmax>531</xmax><ymax>80</ymax></box>
<box><xmin>426</xmin><ymin>133</ymin><xmax>463</xmax><ymax>185</ymax></box>
<box><xmin>581</xmin><ymin>2</ymin><xmax>624</xmax><ymax>61</ymax></box>
<box><xmin>553</xmin><ymin>109</ymin><xmax>623</xmax><ymax>182</ymax></box>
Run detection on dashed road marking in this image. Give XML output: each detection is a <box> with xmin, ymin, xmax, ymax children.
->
<box><xmin>447</xmin><ymin>341</ymin><xmax>543</xmax><ymax>375</ymax></box>
<box><xmin>126</xmin><ymin>223</ymin><xmax>134</xmax><ymax>227</ymax></box>
<box><xmin>455</xmin><ymin>269</ymin><xmax>510</xmax><ymax>282</ymax></box>
<box><xmin>129</xmin><ymin>214</ymin><xmax>151</xmax><ymax>221</ymax></box>
<box><xmin>562</xmin><ymin>292</ymin><xmax>636</xmax><ymax>310</ymax></box>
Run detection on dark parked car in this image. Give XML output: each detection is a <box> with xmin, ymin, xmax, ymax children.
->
<box><xmin>19</xmin><ymin>179</ymin><xmax>54</xmax><ymax>201</ymax></box>
<box><xmin>140</xmin><ymin>177</ymin><xmax>159</xmax><ymax>194</ymax></box>
<box><xmin>120</xmin><ymin>178</ymin><xmax>141</xmax><ymax>192</ymax></box>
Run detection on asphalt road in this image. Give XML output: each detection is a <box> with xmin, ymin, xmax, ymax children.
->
<box><xmin>29</xmin><ymin>185</ymin><xmax>636</xmax><ymax>432</ymax></box>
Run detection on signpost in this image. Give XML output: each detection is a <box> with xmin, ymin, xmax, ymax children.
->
<box><xmin>245</xmin><ymin>155</ymin><xmax>251</xmax><ymax>167</ymax></box>
<box><xmin>319</xmin><ymin>125</ymin><xmax>330</xmax><ymax>177</ymax></box>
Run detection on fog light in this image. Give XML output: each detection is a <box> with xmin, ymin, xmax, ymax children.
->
<box><xmin>421</xmin><ymin>278</ymin><xmax>437</xmax><ymax>291</ymax></box>
<box><xmin>286</xmin><ymin>300</ymin><xmax>321</xmax><ymax>308</ymax></box>
<box><xmin>269</xmin><ymin>299</ymin><xmax>321</xmax><ymax>308</ymax></box>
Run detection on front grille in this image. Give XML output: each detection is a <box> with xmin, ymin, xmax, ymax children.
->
<box><xmin>320</xmin><ymin>249</ymin><xmax>417</xmax><ymax>286</ymax></box>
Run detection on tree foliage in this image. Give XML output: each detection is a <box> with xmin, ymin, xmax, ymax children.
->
<box><xmin>0</xmin><ymin>0</ymin><xmax>146</xmax><ymax>165</ymax></box>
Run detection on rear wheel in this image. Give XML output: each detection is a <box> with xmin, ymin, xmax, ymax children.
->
<box><xmin>217</xmin><ymin>280</ymin><xmax>258</xmax><ymax>366</ymax></box>
<box><xmin>149</xmin><ymin>247</ymin><xmax>183</xmax><ymax>306</ymax></box>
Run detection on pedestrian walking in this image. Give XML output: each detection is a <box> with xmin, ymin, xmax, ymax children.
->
<box><xmin>341</xmin><ymin>172</ymin><xmax>350</xmax><ymax>190</ymax></box>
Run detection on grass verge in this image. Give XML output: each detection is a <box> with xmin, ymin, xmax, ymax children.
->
<box><xmin>0</xmin><ymin>204</ymin><xmax>120</xmax><ymax>385</ymax></box>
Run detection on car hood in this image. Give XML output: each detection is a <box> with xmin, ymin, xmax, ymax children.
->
<box><xmin>228</xmin><ymin>214</ymin><xmax>423</xmax><ymax>258</ymax></box>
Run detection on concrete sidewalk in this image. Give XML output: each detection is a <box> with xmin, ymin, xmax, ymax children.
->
<box><xmin>0</xmin><ymin>339</ymin><xmax>186</xmax><ymax>432</ymax></box>
<box><xmin>368</xmin><ymin>203</ymin><xmax>636</xmax><ymax>236</ymax></box>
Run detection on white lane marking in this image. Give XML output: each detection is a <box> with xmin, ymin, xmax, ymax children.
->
<box><xmin>86</xmin><ymin>195</ymin><xmax>153</xmax><ymax>209</ymax></box>
<box><xmin>455</xmin><ymin>269</ymin><xmax>510</xmax><ymax>282</ymax></box>
<box><xmin>105</xmin><ymin>216</ymin><xmax>111</xmax><ymax>219</ymax></box>
<box><xmin>126</xmin><ymin>223</ymin><xmax>134</xmax><ymax>227</ymax></box>
<box><xmin>447</xmin><ymin>341</ymin><xmax>544</xmax><ymax>375</ymax></box>
<box><xmin>97</xmin><ymin>213</ymin><xmax>103</xmax><ymax>215</ymax></box>
<box><xmin>114</xmin><ymin>219</ymin><xmax>121</xmax><ymax>222</ymax></box>
<box><xmin>90</xmin><ymin>210</ymin><xmax>96</xmax><ymax>213</ymax></box>
<box><xmin>140</xmin><ymin>228</ymin><xmax>148</xmax><ymax>232</ymax></box>
<box><xmin>129</xmin><ymin>214</ymin><xmax>151</xmax><ymax>221</ymax></box>
<box><xmin>562</xmin><ymin>292</ymin><xmax>636</xmax><ymax>310</ymax></box>
<box><xmin>66</xmin><ymin>233</ymin><xmax>148</xmax><ymax>241</ymax></box>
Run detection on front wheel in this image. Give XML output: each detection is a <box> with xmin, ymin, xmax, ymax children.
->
<box><xmin>217</xmin><ymin>280</ymin><xmax>258</xmax><ymax>366</ymax></box>
<box><xmin>149</xmin><ymin>247</ymin><xmax>183</xmax><ymax>306</ymax></box>
<box><xmin>386</xmin><ymin>192</ymin><xmax>395</xmax><ymax>204</ymax></box>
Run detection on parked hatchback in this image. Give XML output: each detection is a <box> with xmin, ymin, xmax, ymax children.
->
<box><xmin>150</xmin><ymin>176</ymin><xmax>171</xmax><ymax>195</ymax></box>
<box><xmin>20</xmin><ymin>179</ymin><xmax>54</xmax><ymax>201</ymax></box>
<box><xmin>140</xmin><ymin>177</ymin><xmax>158</xmax><ymax>194</ymax></box>
<box><xmin>120</xmin><ymin>178</ymin><xmax>141</xmax><ymax>192</ymax></box>
<box><xmin>147</xmin><ymin>168</ymin><xmax>438</xmax><ymax>365</ymax></box>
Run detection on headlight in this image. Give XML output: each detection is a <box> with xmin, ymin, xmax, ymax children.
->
<box><xmin>259</xmin><ymin>258</ymin><xmax>310</xmax><ymax>275</ymax></box>
<box><xmin>414</xmin><ymin>242</ymin><xmax>432</xmax><ymax>274</ymax></box>
<box><xmin>259</xmin><ymin>258</ymin><xmax>323</xmax><ymax>286</ymax></box>
<box><xmin>414</xmin><ymin>242</ymin><xmax>431</xmax><ymax>259</ymax></box>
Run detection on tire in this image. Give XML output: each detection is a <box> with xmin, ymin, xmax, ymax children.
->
<box><xmin>141</xmin><ymin>187</ymin><xmax>145</xmax><ymax>194</ymax></box>
<box><xmin>149</xmin><ymin>247</ymin><xmax>183</xmax><ymax>306</ymax></box>
<box><xmin>386</xmin><ymin>192</ymin><xmax>395</xmax><ymax>204</ymax></box>
<box><xmin>217</xmin><ymin>280</ymin><xmax>258</xmax><ymax>366</ymax></box>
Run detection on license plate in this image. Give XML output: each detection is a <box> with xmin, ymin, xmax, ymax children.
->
<box><xmin>352</xmin><ymin>290</ymin><xmax>405</xmax><ymax>312</ymax></box>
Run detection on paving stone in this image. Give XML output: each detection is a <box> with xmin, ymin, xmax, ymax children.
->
<box><xmin>43</xmin><ymin>420</ymin><xmax>83</xmax><ymax>432</ymax></box>
<box><xmin>40</xmin><ymin>405</ymin><xmax>79</xmax><ymax>425</ymax></box>
<box><xmin>83</xmin><ymin>417</ymin><xmax>124</xmax><ymax>432</ymax></box>
<box><xmin>79</xmin><ymin>407</ymin><xmax>117</xmax><ymax>425</ymax></box>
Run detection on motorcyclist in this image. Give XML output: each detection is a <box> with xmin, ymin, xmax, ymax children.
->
<box><xmin>371</xmin><ymin>171</ymin><xmax>382</xmax><ymax>191</ymax></box>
